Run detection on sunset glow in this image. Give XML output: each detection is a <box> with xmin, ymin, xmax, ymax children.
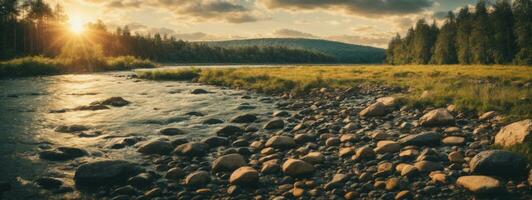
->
<box><xmin>69</xmin><ymin>18</ymin><xmax>85</xmax><ymax>35</ymax></box>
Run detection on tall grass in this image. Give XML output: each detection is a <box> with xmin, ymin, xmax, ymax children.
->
<box><xmin>137</xmin><ymin>65</ymin><xmax>531</xmax><ymax>120</ymax></box>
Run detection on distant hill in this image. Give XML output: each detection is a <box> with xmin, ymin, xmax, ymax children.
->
<box><xmin>201</xmin><ymin>38</ymin><xmax>385</xmax><ymax>63</ymax></box>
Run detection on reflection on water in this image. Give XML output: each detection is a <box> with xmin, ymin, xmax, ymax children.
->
<box><xmin>0</xmin><ymin>71</ymin><xmax>276</xmax><ymax>199</ymax></box>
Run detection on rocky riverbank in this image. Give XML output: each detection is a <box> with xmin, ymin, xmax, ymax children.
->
<box><xmin>2</xmin><ymin>75</ymin><xmax>531</xmax><ymax>200</ymax></box>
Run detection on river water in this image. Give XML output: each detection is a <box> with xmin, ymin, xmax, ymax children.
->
<box><xmin>0</xmin><ymin>70</ymin><xmax>279</xmax><ymax>199</ymax></box>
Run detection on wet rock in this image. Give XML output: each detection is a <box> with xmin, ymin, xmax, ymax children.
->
<box><xmin>324</xmin><ymin>174</ymin><xmax>348</xmax><ymax>190</ymax></box>
<box><xmin>216</xmin><ymin>125</ymin><xmax>244</xmax><ymax>137</ymax></box>
<box><xmin>159</xmin><ymin>127</ymin><xmax>187</xmax><ymax>136</ymax></box>
<box><xmin>400</xmin><ymin>164</ymin><xmax>418</xmax><ymax>177</ymax></box>
<box><xmin>374</xmin><ymin>140</ymin><xmax>400</xmax><ymax>154</ymax></box>
<box><xmin>202</xmin><ymin>136</ymin><xmax>228</xmax><ymax>148</ymax></box>
<box><xmin>395</xmin><ymin>190</ymin><xmax>412</xmax><ymax>200</ymax></box>
<box><xmin>265</xmin><ymin>136</ymin><xmax>295</xmax><ymax>149</ymax></box>
<box><xmin>137</xmin><ymin>140</ymin><xmax>173</xmax><ymax>155</ymax></box>
<box><xmin>229</xmin><ymin>166</ymin><xmax>259</xmax><ymax>185</ymax></box>
<box><xmin>456</xmin><ymin>176</ymin><xmax>503</xmax><ymax>194</ymax></box>
<box><xmin>442</xmin><ymin>136</ymin><xmax>465</xmax><ymax>146</ymax></box>
<box><xmin>35</xmin><ymin>177</ymin><xmax>63</xmax><ymax>189</ymax></box>
<box><xmin>173</xmin><ymin>142</ymin><xmax>208</xmax><ymax>157</ymax></box>
<box><xmin>354</xmin><ymin>146</ymin><xmax>376</xmax><ymax>160</ymax></box>
<box><xmin>74</xmin><ymin>160</ymin><xmax>143</xmax><ymax>187</ymax></box>
<box><xmin>96</xmin><ymin>97</ymin><xmax>130</xmax><ymax>107</ymax></box>
<box><xmin>165</xmin><ymin>167</ymin><xmax>185</xmax><ymax>180</ymax></box>
<box><xmin>494</xmin><ymin>119</ymin><xmax>531</xmax><ymax>147</ymax></box>
<box><xmin>339</xmin><ymin>147</ymin><xmax>355</xmax><ymax>157</ymax></box>
<box><xmin>282</xmin><ymin>159</ymin><xmax>315</xmax><ymax>176</ymax></box>
<box><xmin>203</xmin><ymin>118</ymin><xmax>223</xmax><ymax>125</ymax></box>
<box><xmin>273</xmin><ymin>111</ymin><xmax>291</xmax><ymax>117</ymax></box>
<box><xmin>191</xmin><ymin>89</ymin><xmax>209</xmax><ymax>94</ymax></box>
<box><xmin>359</xmin><ymin>102</ymin><xmax>388</xmax><ymax>117</ymax></box>
<box><xmin>264</xmin><ymin>119</ymin><xmax>285</xmax><ymax>130</ymax></box>
<box><xmin>261</xmin><ymin>160</ymin><xmax>280</xmax><ymax>174</ymax></box>
<box><xmin>301</xmin><ymin>152</ymin><xmax>325</xmax><ymax>164</ymax></box>
<box><xmin>399</xmin><ymin>132</ymin><xmax>441</xmax><ymax>146</ymax></box>
<box><xmin>469</xmin><ymin>150</ymin><xmax>528</xmax><ymax>179</ymax></box>
<box><xmin>212</xmin><ymin>154</ymin><xmax>247</xmax><ymax>172</ymax></box>
<box><xmin>39</xmin><ymin>147</ymin><xmax>87</xmax><ymax>161</ymax></box>
<box><xmin>249</xmin><ymin>141</ymin><xmax>263</xmax><ymax>150</ymax></box>
<box><xmin>414</xmin><ymin>161</ymin><xmax>443</xmax><ymax>172</ymax></box>
<box><xmin>230</xmin><ymin>114</ymin><xmax>258</xmax><ymax>123</ymax></box>
<box><xmin>419</xmin><ymin>108</ymin><xmax>455</xmax><ymax>127</ymax></box>
<box><xmin>54</xmin><ymin>125</ymin><xmax>89</xmax><ymax>133</ymax></box>
<box><xmin>294</xmin><ymin>134</ymin><xmax>315</xmax><ymax>144</ymax></box>
<box><xmin>185</xmin><ymin>171</ymin><xmax>210</xmax><ymax>187</ymax></box>
<box><xmin>128</xmin><ymin>173</ymin><xmax>153</xmax><ymax>189</ymax></box>
<box><xmin>72</xmin><ymin>105</ymin><xmax>110</xmax><ymax>111</ymax></box>
<box><xmin>112</xmin><ymin>185</ymin><xmax>138</xmax><ymax>196</ymax></box>
<box><xmin>185</xmin><ymin>111</ymin><xmax>204</xmax><ymax>116</ymax></box>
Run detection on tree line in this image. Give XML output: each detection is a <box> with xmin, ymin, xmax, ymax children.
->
<box><xmin>0</xmin><ymin>0</ymin><xmax>335</xmax><ymax>63</ymax></box>
<box><xmin>386</xmin><ymin>0</ymin><xmax>531</xmax><ymax>65</ymax></box>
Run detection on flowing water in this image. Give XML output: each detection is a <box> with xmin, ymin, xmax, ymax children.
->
<box><xmin>0</xmin><ymin>70</ymin><xmax>279</xmax><ymax>199</ymax></box>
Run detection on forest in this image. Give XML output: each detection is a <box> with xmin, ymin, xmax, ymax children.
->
<box><xmin>386</xmin><ymin>0</ymin><xmax>531</xmax><ymax>65</ymax></box>
<box><xmin>0</xmin><ymin>0</ymin><xmax>334</xmax><ymax>64</ymax></box>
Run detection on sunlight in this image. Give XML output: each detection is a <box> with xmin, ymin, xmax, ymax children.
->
<box><xmin>69</xmin><ymin>18</ymin><xmax>85</xmax><ymax>35</ymax></box>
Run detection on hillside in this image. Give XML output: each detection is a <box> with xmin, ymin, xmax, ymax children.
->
<box><xmin>201</xmin><ymin>38</ymin><xmax>385</xmax><ymax>63</ymax></box>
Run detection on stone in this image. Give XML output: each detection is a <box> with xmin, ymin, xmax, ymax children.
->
<box><xmin>374</xmin><ymin>140</ymin><xmax>401</xmax><ymax>154</ymax></box>
<box><xmin>359</xmin><ymin>102</ymin><xmax>388</xmax><ymax>117</ymax></box>
<box><xmin>479</xmin><ymin>111</ymin><xmax>497</xmax><ymax>121</ymax></box>
<box><xmin>339</xmin><ymin>148</ymin><xmax>355</xmax><ymax>157</ymax></box>
<box><xmin>377</xmin><ymin>96</ymin><xmax>397</xmax><ymax>107</ymax></box>
<box><xmin>385</xmin><ymin>178</ymin><xmax>400</xmax><ymax>191</ymax></box>
<box><xmin>96</xmin><ymin>97</ymin><xmax>130</xmax><ymax>107</ymax></box>
<box><xmin>456</xmin><ymin>176</ymin><xmax>503</xmax><ymax>194</ymax></box>
<box><xmin>442</xmin><ymin>136</ymin><xmax>465</xmax><ymax>146</ymax></box>
<box><xmin>494</xmin><ymin>119</ymin><xmax>531</xmax><ymax>147</ymax></box>
<box><xmin>294</xmin><ymin>134</ymin><xmax>315</xmax><ymax>144</ymax></box>
<box><xmin>165</xmin><ymin>167</ymin><xmax>185</xmax><ymax>180</ymax></box>
<box><xmin>355</xmin><ymin>146</ymin><xmax>376</xmax><ymax>160</ymax></box>
<box><xmin>340</xmin><ymin>134</ymin><xmax>356</xmax><ymax>143</ymax></box>
<box><xmin>429</xmin><ymin>172</ymin><xmax>447</xmax><ymax>184</ymax></box>
<box><xmin>54</xmin><ymin>125</ymin><xmax>89</xmax><ymax>133</ymax></box>
<box><xmin>137</xmin><ymin>140</ymin><xmax>173</xmax><ymax>155</ymax></box>
<box><xmin>35</xmin><ymin>177</ymin><xmax>63</xmax><ymax>189</ymax></box>
<box><xmin>324</xmin><ymin>174</ymin><xmax>348</xmax><ymax>190</ymax></box>
<box><xmin>293</xmin><ymin>187</ymin><xmax>305</xmax><ymax>197</ymax></box>
<box><xmin>273</xmin><ymin>111</ymin><xmax>291</xmax><ymax>117</ymax></box>
<box><xmin>414</xmin><ymin>161</ymin><xmax>443</xmax><ymax>172</ymax></box>
<box><xmin>400</xmin><ymin>165</ymin><xmax>418</xmax><ymax>177</ymax></box>
<box><xmin>173</xmin><ymin>142</ymin><xmax>208</xmax><ymax>157</ymax></box>
<box><xmin>399</xmin><ymin>132</ymin><xmax>441</xmax><ymax>146</ymax></box>
<box><xmin>301</xmin><ymin>152</ymin><xmax>325</xmax><ymax>164</ymax></box>
<box><xmin>230</xmin><ymin>114</ymin><xmax>258</xmax><ymax>123</ymax></box>
<box><xmin>325</xmin><ymin>137</ymin><xmax>340</xmax><ymax>146</ymax></box>
<box><xmin>469</xmin><ymin>150</ymin><xmax>528</xmax><ymax>179</ymax></box>
<box><xmin>419</xmin><ymin>108</ymin><xmax>455</xmax><ymax>127</ymax></box>
<box><xmin>74</xmin><ymin>160</ymin><xmax>143</xmax><ymax>187</ymax></box>
<box><xmin>264</xmin><ymin>119</ymin><xmax>285</xmax><ymax>130</ymax></box>
<box><xmin>448</xmin><ymin>151</ymin><xmax>465</xmax><ymax>163</ymax></box>
<box><xmin>399</xmin><ymin>149</ymin><xmax>419</xmax><ymax>159</ymax></box>
<box><xmin>249</xmin><ymin>141</ymin><xmax>263</xmax><ymax>150</ymax></box>
<box><xmin>39</xmin><ymin>147</ymin><xmax>87</xmax><ymax>161</ymax></box>
<box><xmin>203</xmin><ymin>118</ymin><xmax>223</xmax><ymax>125</ymax></box>
<box><xmin>229</xmin><ymin>166</ymin><xmax>259</xmax><ymax>185</ymax></box>
<box><xmin>212</xmin><ymin>154</ymin><xmax>247</xmax><ymax>172</ymax></box>
<box><xmin>191</xmin><ymin>89</ymin><xmax>209</xmax><ymax>94</ymax></box>
<box><xmin>185</xmin><ymin>171</ymin><xmax>210</xmax><ymax>187</ymax></box>
<box><xmin>216</xmin><ymin>125</ymin><xmax>244</xmax><ymax>137</ymax></box>
<box><xmin>282</xmin><ymin>159</ymin><xmax>315</xmax><ymax>176</ymax></box>
<box><xmin>371</xmin><ymin>131</ymin><xmax>391</xmax><ymax>140</ymax></box>
<box><xmin>261</xmin><ymin>160</ymin><xmax>280</xmax><ymax>174</ymax></box>
<box><xmin>378</xmin><ymin>162</ymin><xmax>394</xmax><ymax>175</ymax></box>
<box><xmin>265</xmin><ymin>136</ymin><xmax>295</xmax><ymax>149</ymax></box>
<box><xmin>202</xmin><ymin>136</ymin><xmax>228</xmax><ymax>148</ymax></box>
<box><xmin>144</xmin><ymin>188</ymin><xmax>162</xmax><ymax>198</ymax></box>
<box><xmin>159</xmin><ymin>128</ymin><xmax>186</xmax><ymax>136</ymax></box>
<box><xmin>128</xmin><ymin>173</ymin><xmax>153</xmax><ymax>189</ymax></box>
<box><xmin>395</xmin><ymin>190</ymin><xmax>412</xmax><ymax>200</ymax></box>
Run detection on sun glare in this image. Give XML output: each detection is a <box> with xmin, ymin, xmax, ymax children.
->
<box><xmin>69</xmin><ymin>19</ymin><xmax>85</xmax><ymax>34</ymax></box>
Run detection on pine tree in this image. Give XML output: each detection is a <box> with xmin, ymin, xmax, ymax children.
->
<box><xmin>456</xmin><ymin>7</ymin><xmax>473</xmax><ymax>64</ymax></box>
<box><xmin>491</xmin><ymin>0</ymin><xmax>516</xmax><ymax>64</ymax></box>
<box><xmin>470</xmin><ymin>0</ymin><xmax>493</xmax><ymax>64</ymax></box>
<box><xmin>411</xmin><ymin>19</ymin><xmax>434</xmax><ymax>64</ymax></box>
<box><xmin>432</xmin><ymin>12</ymin><xmax>458</xmax><ymax>64</ymax></box>
<box><xmin>513</xmin><ymin>0</ymin><xmax>532</xmax><ymax>65</ymax></box>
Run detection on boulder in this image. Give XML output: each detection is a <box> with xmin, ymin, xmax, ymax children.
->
<box><xmin>216</xmin><ymin>125</ymin><xmax>244</xmax><ymax>137</ymax></box>
<box><xmin>419</xmin><ymin>108</ymin><xmax>455</xmax><ymax>127</ymax></box>
<box><xmin>359</xmin><ymin>102</ymin><xmax>388</xmax><ymax>117</ymax></box>
<box><xmin>96</xmin><ymin>97</ymin><xmax>130</xmax><ymax>107</ymax></box>
<box><xmin>137</xmin><ymin>140</ymin><xmax>173</xmax><ymax>155</ymax></box>
<box><xmin>470</xmin><ymin>150</ymin><xmax>528</xmax><ymax>179</ymax></box>
<box><xmin>399</xmin><ymin>132</ymin><xmax>441</xmax><ymax>146</ymax></box>
<box><xmin>377</xmin><ymin>96</ymin><xmax>397</xmax><ymax>107</ymax></box>
<box><xmin>74</xmin><ymin>160</ymin><xmax>143</xmax><ymax>187</ymax></box>
<box><xmin>173</xmin><ymin>142</ymin><xmax>208</xmax><ymax>157</ymax></box>
<box><xmin>494</xmin><ymin>119</ymin><xmax>531</xmax><ymax>147</ymax></box>
<box><xmin>39</xmin><ymin>147</ymin><xmax>87</xmax><ymax>161</ymax></box>
<box><xmin>230</xmin><ymin>114</ymin><xmax>258</xmax><ymax>123</ymax></box>
<box><xmin>212</xmin><ymin>154</ymin><xmax>247</xmax><ymax>172</ymax></box>
<box><xmin>229</xmin><ymin>166</ymin><xmax>259</xmax><ymax>185</ymax></box>
<box><xmin>265</xmin><ymin>136</ymin><xmax>295</xmax><ymax>149</ymax></box>
<box><xmin>282</xmin><ymin>159</ymin><xmax>314</xmax><ymax>176</ymax></box>
<box><xmin>264</xmin><ymin>119</ymin><xmax>285</xmax><ymax>130</ymax></box>
<box><xmin>185</xmin><ymin>171</ymin><xmax>210</xmax><ymax>187</ymax></box>
<box><xmin>456</xmin><ymin>176</ymin><xmax>503</xmax><ymax>194</ymax></box>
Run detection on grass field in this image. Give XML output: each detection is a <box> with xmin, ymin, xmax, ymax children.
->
<box><xmin>138</xmin><ymin>65</ymin><xmax>532</xmax><ymax>121</ymax></box>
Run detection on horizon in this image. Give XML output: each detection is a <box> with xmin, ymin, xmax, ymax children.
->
<box><xmin>46</xmin><ymin>0</ymin><xmax>481</xmax><ymax>48</ymax></box>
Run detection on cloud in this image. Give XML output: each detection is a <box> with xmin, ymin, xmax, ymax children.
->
<box><xmin>260</xmin><ymin>0</ymin><xmax>435</xmax><ymax>17</ymax></box>
<box><xmin>273</xmin><ymin>29</ymin><xmax>317</xmax><ymax>38</ymax></box>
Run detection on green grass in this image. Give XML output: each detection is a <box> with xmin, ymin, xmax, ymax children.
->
<box><xmin>137</xmin><ymin>65</ymin><xmax>531</xmax><ymax>121</ymax></box>
<box><xmin>0</xmin><ymin>56</ymin><xmax>157</xmax><ymax>78</ymax></box>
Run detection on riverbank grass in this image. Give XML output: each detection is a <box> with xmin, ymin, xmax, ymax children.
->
<box><xmin>137</xmin><ymin>65</ymin><xmax>531</xmax><ymax>121</ymax></box>
<box><xmin>0</xmin><ymin>56</ymin><xmax>157</xmax><ymax>78</ymax></box>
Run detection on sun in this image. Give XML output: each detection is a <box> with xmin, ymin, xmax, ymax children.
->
<box><xmin>69</xmin><ymin>19</ymin><xmax>85</xmax><ymax>34</ymax></box>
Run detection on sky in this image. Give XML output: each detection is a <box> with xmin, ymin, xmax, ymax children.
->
<box><xmin>49</xmin><ymin>0</ymin><xmax>480</xmax><ymax>48</ymax></box>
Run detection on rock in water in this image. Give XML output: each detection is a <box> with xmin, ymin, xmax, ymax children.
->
<box><xmin>39</xmin><ymin>147</ymin><xmax>87</xmax><ymax>161</ymax></box>
<box><xmin>216</xmin><ymin>125</ymin><xmax>244</xmax><ymax>137</ymax></box>
<box><xmin>419</xmin><ymin>108</ymin><xmax>455</xmax><ymax>127</ymax></box>
<box><xmin>97</xmin><ymin>97</ymin><xmax>130</xmax><ymax>107</ymax></box>
<box><xmin>229</xmin><ymin>166</ymin><xmax>259</xmax><ymax>185</ymax></box>
<box><xmin>35</xmin><ymin>177</ymin><xmax>63</xmax><ymax>189</ymax></box>
<box><xmin>469</xmin><ymin>150</ymin><xmax>528</xmax><ymax>179</ymax></box>
<box><xmin>74</xmin><ymin>160</ymin><xmax>143</xmax><ymax>187</ymax></box>
<box><xmin>137</xmin><ymin>140</ymin><xmax>173</xmax><ymax>155</ymax></box>
<box><xmin>282</xmin><ymin>159</ymin><xmax>314</xmax><ymax>176</ymax></box>
<box><xmin>359</xmin><ymin>102</ymin><xmax>388</xmax><ymax>117</ymax></box>
<box><xmin>159</xmin><ymin>128</ymin><xmax>187</xmax><ymax>136</ymax></box>
<box><xmin>230</xmin><ymin>114</ymin><xmax>258</xmax><ymax>123</ymax></box>
<box><xmin>212</xmin><ymin>154</ymin><xmax>247</xmax><ymax>172</ymax></box>
<box><xmin>191</xmin><ymin>89</ymin><xmax>209</xmax><ymax>94</ymax></box>
<box><xmin>456</xmin><ymin>176</ymin><xmax>503</xmax><ymax>194</ymax></box>
<box><xmin>494</xmin><ymin>119</ymin><xmax>531</xmax><ymax>147</ymax></box>
<box><xmin>399</xmin><ymin>132</ymin><xmax>442</xmax><ymax>146</ymax></box>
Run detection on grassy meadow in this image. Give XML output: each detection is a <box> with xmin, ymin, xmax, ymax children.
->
<box><xmin>138</xmin><ymin>65</ymin><xmax>532</xmax><ymax>121</ymax></box>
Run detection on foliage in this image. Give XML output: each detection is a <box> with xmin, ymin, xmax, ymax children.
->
<box><xmin>138</xmin><ymin>65</ymin><xmax>532</xmax><ymax>121</ymax></box>
<box><xmin>386</xmin><ymin>0</ymin><xmax>532</xmax><ymax>65</ymax></box>
<box><xmin>0</xmin><ymin>56</ymin><xmax>63</xmax><ymax>77</ymax></box>
<box><xmin>137</xmin><ymin>68</ymin><xmax>200</xmax><ymax>81</ymax></box>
